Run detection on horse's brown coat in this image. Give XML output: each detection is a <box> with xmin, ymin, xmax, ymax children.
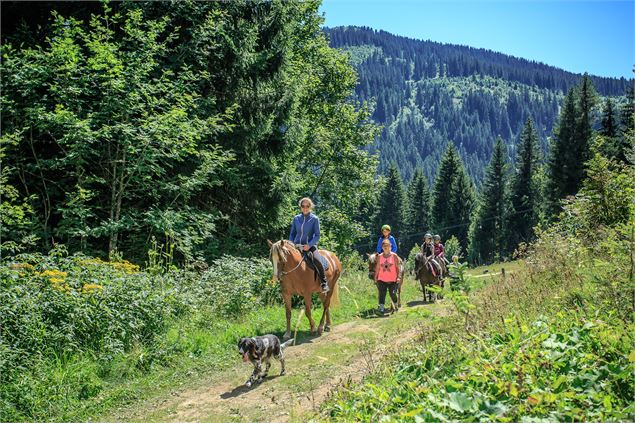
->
<box><xmin>268</xmin><ymin>240</ymin><xmax>342</xmax><ymax>340</ymax></box>
<box><xmin>415</xmin><ymin>254</ymin><xmax>447</xmax><ymax>302</ymax></box>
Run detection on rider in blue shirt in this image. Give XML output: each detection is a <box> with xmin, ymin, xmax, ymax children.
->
<box><xmin>376</xmin><ymin>224</ymin><xmax>398</xmax><ymax>254</ymax></box>
<box><xmin>289</xmin><ymin>197</ymin><xmax>329</xmax><ymax>293</ymax></box>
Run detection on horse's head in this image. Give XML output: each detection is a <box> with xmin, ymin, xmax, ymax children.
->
<box><xmin>367</xmin><ymin>253</ymin><xmax>377</xmax><ymax>280</ymax></box>
<box><xmin>268</xmin><ymin>239</ymin><xmax>297</xmax><ymax>281</ymax></box>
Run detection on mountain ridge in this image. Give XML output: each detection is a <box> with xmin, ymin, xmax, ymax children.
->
<box><xmin>324</xmin><ymin>26</ymin><xmax>629</xmax><ymax>185</ymax></box>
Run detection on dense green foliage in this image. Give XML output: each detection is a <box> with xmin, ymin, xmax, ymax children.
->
<box><xmin>1</xmin><ymin>1</ymin><xmax>379</xmax><ymax>262</ymax></box>
<box><xmin>0</xmin><ymin>248</ymin><xmax>287</xmax><ymax>420</ymax></box>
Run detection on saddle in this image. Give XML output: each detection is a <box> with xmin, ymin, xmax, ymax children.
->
<box><xmin>300</xmin><ymin>248</ymin><xmax>330</xmax><ymax>272</ymax></box>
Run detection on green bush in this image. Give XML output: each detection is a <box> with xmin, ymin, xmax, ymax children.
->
<box><xmin>327</xmin><ymin>309</ymin><xmax>634</xmax><ymax>422</ymax></box>
<box><xmin>323</xmin><ymin>165</ymin><xmax>635</xmax><ymax>421</ymax></box>
<box><xmin>190</xmin><ymin>255</ymin><xmax>280</xmax><ymax>318</ymax></box>
<box><xmin>0</xmin><ymin>248</ymin><xmax>280</xmax><ymax>420</ymax></box>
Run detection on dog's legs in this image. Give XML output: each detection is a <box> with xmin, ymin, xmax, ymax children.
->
<box><xmin>277</xmin><ymin>353</ymin><xmax>286</xmax><ymax>376</ymax></box>
<box><xmin>262</xmin><ymin>359</ymin><xmax>271</xmax><ymax>379</ymax></box>
<box><xmin>246</xmin><ymin>361</ymin><xmax>262</xmax><ymax>387</ymax></box>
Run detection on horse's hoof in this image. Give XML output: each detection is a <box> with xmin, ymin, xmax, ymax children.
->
<box><xmin>324</xmin><ymin>325</ymin><xmax>331</xmax><ymax>332</ymax></box>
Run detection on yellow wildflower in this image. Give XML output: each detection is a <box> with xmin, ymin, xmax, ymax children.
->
<box><xmin>37</xmin><ymin>269</ymin><xmax>68</xmax><ymax>278</ymax></box>
<box><xmin>110</xmin><ymin>260</ymin><xmax>140</xmax><ymax>274</ymax></box>
<box><xmin>82</xmin><ymin>283</ymin><xmax>103</xmax><ymax>293</ymax></box>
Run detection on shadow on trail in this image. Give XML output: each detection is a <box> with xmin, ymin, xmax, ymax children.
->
<box><xmin>357</xmin><ymin>307</ymin><xmax>396</xmax><ymax>319</ymax></box>
<box><xmin>406</xmin><ymin>299</ymin><xmax>431</xmax><ymax>307</ymax></box>
<box><xmin>269</xmin><ymin>329</ymin><xmax>327</xmax><ymax>348</ymax></box>
<box><xmin>220</xmin><ymin>374</ymin><xmax>283</xmax><ymax>399</ymax></box>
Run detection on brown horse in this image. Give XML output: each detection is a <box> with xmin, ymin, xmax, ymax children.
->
<box><xmin>367</xmin><ymin>253</ymin><xmax>403</xmax><ymax>310</ymax></box>
<box><xmin>268</xmin><ymin>240</ymin><xmax>342</xmax><ymax>340</ymax></box>
<box><xmin>414</xmin><ymin>253</ymin><xmax>447</xmax><ymax>302</ymax></box>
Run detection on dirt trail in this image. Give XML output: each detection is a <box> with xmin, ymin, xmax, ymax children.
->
<box><xmin>102</xmin><ymin>302</ymin><xmax>446</xmax><ymax>423</ymax></box>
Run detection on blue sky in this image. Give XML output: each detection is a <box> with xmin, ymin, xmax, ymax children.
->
<box><xmin>320</xmin><ymin>0</ymin><xmax>634</xmax><ymax>79</ymax></box>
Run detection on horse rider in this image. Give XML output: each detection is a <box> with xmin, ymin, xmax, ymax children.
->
<box><xmin>289</xmin><ymin>197</ymin><xmax>329</xmax><ymax>293</ymax></box>
<box><xmin>376</xmin><ymin>224</ymin><xmax>398</xmax><ymax>254</ymax></box>
<box><xmin>421</xmin><ymin>233</ymin><xmax>442</xmax><ymax>277</ymax></box>
<box><xmin>433</xmin><ymin>234</ymin><xmax>449</xmax><ymax>265</ymax></box>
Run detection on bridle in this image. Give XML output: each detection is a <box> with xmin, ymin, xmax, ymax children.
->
<box><xmin>273</xmin><ymin>241</ymin><xmax>305</xmax><ymax>280</ymax></box>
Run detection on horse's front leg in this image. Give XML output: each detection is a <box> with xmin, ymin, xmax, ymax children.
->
<box><xmin>283</xmin><ymin>292</ymin><xmax>292</xmax><ymax>340</ymax></box>
<box><xmin>304</xmin><ymin>294</ymin><xmax>317</xmax><ymax>335</ymax></box>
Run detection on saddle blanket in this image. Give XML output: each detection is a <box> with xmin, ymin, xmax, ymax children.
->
<box><xmin>304</xmin><ymin>250</ymin><xmax>330</xmax><ymax>271</ymax></box>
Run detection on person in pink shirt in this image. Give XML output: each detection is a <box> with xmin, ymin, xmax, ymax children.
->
<box><xmin>433</xmin><ymin>234</ymin><xmax>449</xmax><ymax>265</ymax></box>
<box><xmin>374</xmin><ymin>239</ymin><xmax>402</xmax><ymax>314</ymax></box>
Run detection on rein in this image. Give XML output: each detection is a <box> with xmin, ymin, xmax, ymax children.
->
<box><xmin>277</xmin><ymin>244</ymin><xmax>306</xmax><ymax>279</ymax></box>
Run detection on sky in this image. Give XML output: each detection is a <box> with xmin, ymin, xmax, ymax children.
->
<box><xmin>319</xmin><ymin>0</ymin><xmax>634</xmax><ymax>79</ymax></box>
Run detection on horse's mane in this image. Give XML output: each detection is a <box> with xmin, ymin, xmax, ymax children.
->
<box><xmin>272</xmin><ymin>240</ymin><xmax>294</xmax><ymax>263</ymax></box>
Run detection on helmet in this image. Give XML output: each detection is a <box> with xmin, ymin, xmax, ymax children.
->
<box><xmin>381</xmin><ymin>224</ymin><xmax>391</xmax><ymax>231</ymax></box>
<box><xmin>424</xmin><ymin>233</ymin><xmax>432</xmax><ymax>240</ymax></box>
<box><xmin>433</xmin><ymin>234</ymin><xmax>441</xmax><ymax>241</ymax></box>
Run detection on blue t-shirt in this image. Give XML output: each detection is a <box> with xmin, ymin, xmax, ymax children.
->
<box><xmin>376</xmin><ymin>235</ymin><xmax>398</xmax><ymax>254</ymax></box>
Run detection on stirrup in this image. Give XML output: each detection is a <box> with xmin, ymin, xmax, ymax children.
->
<box><xmin>320</xmin><ymin>283</ymin><xmax>330</xmax><ymax>293</ymax></box>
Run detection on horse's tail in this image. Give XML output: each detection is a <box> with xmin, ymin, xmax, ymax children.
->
<box><xmin>330</xmin><ymin>279</ymin><xmax>340</xmax><ymax>308</ymax></box>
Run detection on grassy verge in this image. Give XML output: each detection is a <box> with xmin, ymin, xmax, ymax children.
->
<box><xmin>322</xmin><ymin>230</ymin><xmax>635</xmax><ymax>421</ymax></box>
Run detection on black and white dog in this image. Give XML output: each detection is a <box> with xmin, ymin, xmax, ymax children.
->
<box><xmin>238</xmin><ymin>335</ymin><xmax>294</xmax><ymax>387</ymax></box>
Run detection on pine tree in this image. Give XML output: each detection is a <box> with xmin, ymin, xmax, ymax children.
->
<box><xmin>600</xmin><ymin>98</ymin><xmax>617</xmax><ymax>138</ymax></box>
<box><xmin>508</xmin><ymin>118</ymin><xmax>540</xmax><ymax>250</ymax></box>
<box><xmin>546</xmin><ymin>88</ymin><xmax>578</xmax><ymax>218</ymax></box>
<box><xmin>616</xmin><ymin>86</ymin><xmax>635</xmax><ymax>164</ymax></box>
<box><xmin>432</xmin><ymin>145</ymin><xmax>460</xmax><ymax>235</ymax></box>
<box><xmin>403</xmin><ymin>168</ymin><xmax>430</xmax><ymax>252</ymax></box>
<box><xmin>373</xmin><ymin>162</ymin><xmax>406</xmax><ymax>246</ymax></box>
<box><xmin>432</xmin><ymin>144</ymin><xmax>475</xmax><ymax>251</ymax></box>
<box><xmin>574</xmin><ymin>74</ymin><xmax>596</xmax><ymax>180</ymax></box>
<box><xmin>468</xmin><ymin>137</ymin><xmax>509</xmax><ymax>264</ymax></box>
<box><xmin>451</xmin><ymin>164</ymin><xmax>476</xmax><ymax>253</ymax></box>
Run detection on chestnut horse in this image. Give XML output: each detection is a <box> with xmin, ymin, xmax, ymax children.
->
<box><xmin>268</xmin><ymin>240</ymin><xmax>342</xmax><ymax>340</ymax></box>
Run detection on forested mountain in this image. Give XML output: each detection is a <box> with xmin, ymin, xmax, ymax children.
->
<box><xmin>325</xmin><ymin>26</ymin><xmax>630</xmax><ymax>184</ymax></box>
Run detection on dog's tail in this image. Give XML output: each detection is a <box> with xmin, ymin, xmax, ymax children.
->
<box><xmin>280</xmin><ymin>338</ymin><xmax>295</xmax><ymax>349</ymax></box>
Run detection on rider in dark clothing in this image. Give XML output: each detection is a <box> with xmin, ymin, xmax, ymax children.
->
<box><xmin>417</xmin><ymin>233</ymin><xmax>441</xmax><ymax>277</ymax></box>
<box><xmin>289</xmin><ymin>197</ymin><xmax>329</xmax><ymax>293</ymax></box>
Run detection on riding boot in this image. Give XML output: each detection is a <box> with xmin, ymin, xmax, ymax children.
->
<box><xmin>307</xmin><ymin>249</ymin><xmax>329</xmax><ymax>293</ymax></box>
<box><xmin>314</xmin><ymin>259</ymin><xmax>329</xmax><ymax>293</ymax></box>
